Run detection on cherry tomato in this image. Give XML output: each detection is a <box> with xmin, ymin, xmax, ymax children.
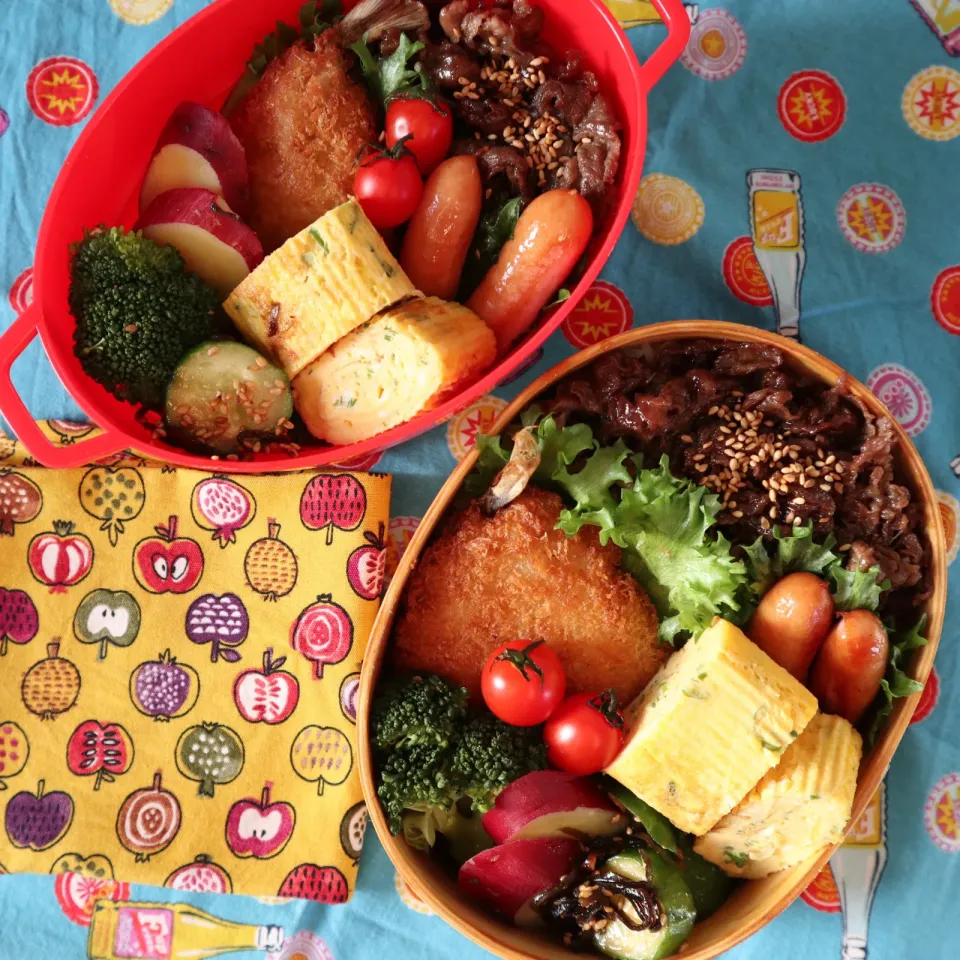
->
<box><xmin>386</xmin><ymin>98</ymin><xmax>454</xmax><ymax>177</ymax></box>
<box><xmin>543</xmin><ymin>691</ymin><xmax>625</xmax><ymax>775</ymax></box>
<box><xmin>481</xmin><ymin>640</ymin><xmax>566</xmax><ymax>727</ymax></box>
<box><xmin>354</xmin><ymin>139</ymin><xmax>423</xmax><ymax>229</ymax></box>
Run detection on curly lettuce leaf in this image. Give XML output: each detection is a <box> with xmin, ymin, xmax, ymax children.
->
<box><xmin>740</xmin><ymin>523</ymin><xmax>887</xmax><ymax>615</ymax></box>
<box><xmin>349</xmin><ymin>31</ymin><xmax>425</xmax><ymax>106</ymax></box>
<box><xmin>865</xmin><ymin>615</ymin><xmax>927</xmax><ymax>748</ymax></box>
<box><xmin>554</xmin><ymin>438</ymin><xmax>633</xmax><ymax>521</ymax></box>
<box><xmin>829</xmin><ymin>564</ymin><xmax>887</xmax><ymax>612</ymax></box>
<box><xmin>561</xmin><ymin>455</ymin><xmax>748</xmax><ymax>645</ymax></box>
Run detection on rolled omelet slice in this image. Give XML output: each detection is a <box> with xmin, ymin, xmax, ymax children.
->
<box><xmin>293</xmin><ymin>297</ymin><xmax>496</xmax><ymax>445</ymax></box>
<box><xmin>604</xmin><ymin>618</ymin><xmax>818</xmax><ymax>836</ymax></box>
<box><xmin>223</xmin><ymin>199</ymin><xmax>418</xmax><ymax>377</ymax></box>
<box><xmin>693</xmin><ymin>713</ymin><xmax>862</xmax><ymax>879</ymax></box>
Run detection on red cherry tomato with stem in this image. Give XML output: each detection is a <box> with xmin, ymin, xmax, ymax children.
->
<box><xmin>354</xmin><ymin>137</ymin><xmax>423</xmax><ymax>229</ymax></box>
<box><xmin>543</xmin><ymin>690</ymin><xmax>624</xmax><ymax>775</ymax></box>
<box><xmin>386</xmin><ymin>98</ymin><xmax>454</xmax><ymax>177</ymax></box>
<box><xmin>481</xmin><ymin>640</ymin><xmax>566</xmax><ymax>726</ymax></box>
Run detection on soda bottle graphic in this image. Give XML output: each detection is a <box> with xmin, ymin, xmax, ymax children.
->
<box><xmin>830</xmin><ymin>781</ymin><xmax>887</xmax><ymax>960</ymax></box>
<box><xmin>747</xmin><ymin>169</ymin><xmax>807</xmax><ymax>341</ymax></box>
<box><xmin>909</xmin><ymin>0</ymin><xmax>960</xmax><ymax>56</ymax></box>
<box><xmin>603</xmin><ymin>1</ymin><xmax>699</xmax><ymax>27</ymax></box>
<box><xmin>87</xmin><ymin>900</ymin><xmax>284</xmax><ymax>960</ymax></box>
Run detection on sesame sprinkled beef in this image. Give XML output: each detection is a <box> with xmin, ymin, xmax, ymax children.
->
<box><xmin>549</xmin><ymin>341</ymin><xmax>930</xmax><ymax>616</ymax></box>
<box><xmin>422</xmin><ymin>0</ymin><xmax>622</xmax><ymax>213</ymax></box>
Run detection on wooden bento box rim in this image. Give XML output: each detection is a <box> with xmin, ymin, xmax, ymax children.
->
<box><xmin>358</xmin><ymin>320</ymin><xmax>947</xmax><ymax>960</ymax></box>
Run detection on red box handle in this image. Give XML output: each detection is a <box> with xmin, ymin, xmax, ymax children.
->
<box><xmin>0</xmin><ymin>305</ymin><xmax>125</xmax><ymax>468</ymax></box>
<box><xmin>635</xmin><ymin>0</ymin><xmax>692</xmax><ymax>93</ymax></box>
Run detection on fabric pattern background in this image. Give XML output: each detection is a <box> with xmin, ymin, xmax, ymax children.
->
<box><xmin>0</xmin><ymin>438</ymin><xmax>391</xmax><ymax>909</ymax></box>
<box><xmin>0</xmin><ymin>0</ymin><xmax>958</xmax><ymax>958</ymax></box>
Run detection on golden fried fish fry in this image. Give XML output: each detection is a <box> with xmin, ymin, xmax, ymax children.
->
<box><xmin>229</xmin><ymin>32</ymin><xmax>377</xmax><ymax>252</ymax></box>
<box><xmin>392</xmin><ymin>487</ymin><xmax>666</xmax><ymax>702</ymax></box>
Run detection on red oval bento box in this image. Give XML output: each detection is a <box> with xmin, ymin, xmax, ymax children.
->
<box><xmin>0</xmin><ymin>0</ymin><xmax>690</xmax><ymax>473</ymax></box>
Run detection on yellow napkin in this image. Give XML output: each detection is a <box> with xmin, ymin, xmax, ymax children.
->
<box><xmin>0</xmin><ymin>426</ymin><xmax>389</xmax><ymax>903</ymax></box>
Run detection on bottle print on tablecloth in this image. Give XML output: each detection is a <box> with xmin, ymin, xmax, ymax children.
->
<box><xmin>602</xmin><ymin>1</ymin><xmax>700</xmax><ymax>28</ymax></box>
<box><xmin>87</xmin><ymin>900</ymin><xmax>283</xmax><ymax>960</ymax></box>
<box><xmin>832</xmin><ymin>781</ymin><xmax>887</xmax><ymax>960</ymax></box>
<box><xmin>747</xmin><ymin>169</ymin><xmax>807</xmax><ymax>341</ymax></box>
<box><xmin>909</xmin><ymin>0</ymin><xmax>960</xmax><ymax>56</ymax></box>
<box><xmin>0</xmin><ymin>587</ymin><xmax>39</xmax><ymax>656</ymax></box>
<box><xmin>804</xmin><ymin>782</ymin><xmax>888</xmax><ymax>959</ymax></box>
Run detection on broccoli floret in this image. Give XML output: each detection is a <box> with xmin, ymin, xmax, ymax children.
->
<box><xmin>372</xmin><ymin>673</ymin><xmax>468</xmax><ymax>750</ymax></box>
<box><xmin>70</xmin><ymin>226</ymin><xmax>226</xmax><ymax>410</ymax></box>
<box><xmin>377</xmin><ymin>741</ymin><xmax>460</xmax><ymax>835</ymax></box>
<box><xmin>452</xmin><ymin>712</ymin><xmax>548</xmax><ymax>813</ymax></box>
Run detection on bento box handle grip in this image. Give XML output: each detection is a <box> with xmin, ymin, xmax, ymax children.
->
<box><xmin>637</xmin><ymin>0</ymin><xmax>692</xmax><ymax>94</ymax></box>
<box><xmin>0</xmin><ymin>305</ymin><xmax>125</xmax><ymax>469</ymax></box>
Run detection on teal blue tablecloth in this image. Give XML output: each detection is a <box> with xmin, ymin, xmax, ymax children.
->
<box><xmin>1</xmin><ymin>0</ymin><xmax>959</xmax><ymax>957</ymax></box>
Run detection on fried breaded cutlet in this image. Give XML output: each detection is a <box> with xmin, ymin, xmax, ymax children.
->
<box><xmin>229</xmin><ymin>32</ymin><xmax>377</xmax><ymax>252</ymax></box>
<box><xmin>392</xmin><ymin>487</ymin><xmax>666</xmax><ymax>704</ymax></box>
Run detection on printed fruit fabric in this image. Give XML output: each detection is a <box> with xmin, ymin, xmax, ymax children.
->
<box><xmin>0</xmin><ymin>460</ymin><xmax>390</xmax><ymax>902</ymax></box>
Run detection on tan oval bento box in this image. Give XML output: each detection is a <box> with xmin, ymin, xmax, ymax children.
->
<box><xmin>359</xmin><ymin>321</ymin><xmax>947</xmax><ymax>960</ymax></box>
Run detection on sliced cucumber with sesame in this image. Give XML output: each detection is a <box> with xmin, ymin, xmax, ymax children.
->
<box><xmin>165</xmin><ymin>341</ymin><xmax>293</xmax><ymax>454</ymax></box>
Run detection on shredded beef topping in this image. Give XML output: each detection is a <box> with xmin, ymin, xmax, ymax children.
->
<box><xmin>422</xmin><ymin>40</ymin><xmax>482</xmax><ymax>88</ymax></box>
<box><xmin>548</xmin><ymin>340</ymin><xmax>930</xmax><ymax>613</ymax></box>
<box><xmin>430</xmin><ymin>0</ymin><xmax>621</xmax><ymax>210</ymax></box>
